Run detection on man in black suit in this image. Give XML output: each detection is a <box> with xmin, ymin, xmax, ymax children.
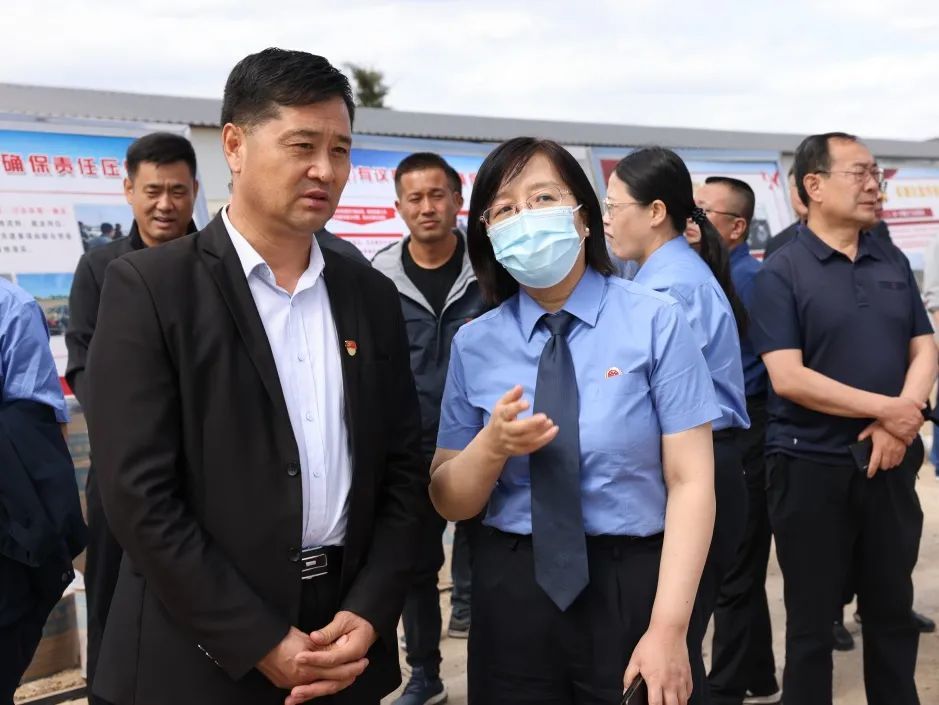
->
<box><xmin>65</xmin><ymin>131</ymin><xmax>199</xmax><ymax>703</ymax></box>
<box><xmin>316</xmin><ymin>228</ymin><xmax>370</xmax><ymax>266</ymax></box>
<box><xmin>85</xmin><ymin>48</ymin><xmax>426</xmax><ymax>705</ymax></box>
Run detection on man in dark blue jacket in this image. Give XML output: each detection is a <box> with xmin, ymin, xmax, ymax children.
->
<box><xmin>0</xmin><ymin>277</ymin><xmax>86</xmax><ymax>701</ymax></box>
<box><xmin>372</xmin><ymin>153</ymin><xmax>486</xmax><ymax>705</ymax></box>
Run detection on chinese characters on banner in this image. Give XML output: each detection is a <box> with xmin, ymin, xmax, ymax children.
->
<box><xmin>880</xmin><ymin>168</ymin><xmax>939</xmax><ymax>272</ymax></box>
<box><xmin>0</xmin><ymin>127</ymin><xmax>177</xmax><ymax>377</ymax></box>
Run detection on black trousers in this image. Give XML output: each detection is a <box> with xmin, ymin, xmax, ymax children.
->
<box><xmin>295</xmin><ymin>552</ymin><xmax>383</xmax><ymax>705</ymax></box>
<box><xmin>767</xmin><ymin>442</ymin><xmax>923</xmax><ymax>705</ymax></box>
<box><xmin>85</xmin><ymin>466</ymin><xmax>123</xmax><ymax>705</ymax></box>
<box><xmin>468</xmin><ymin>527</ymin><xmax>706</xmax><ymax>705</ymax></box>
<box><xmin>688</xmin><ymin>433</ymin><xmax>749</xmax><ymax>705</ymax></box>
<box><xmin>709</xmin><ymin>398</ymin><xmax>778</xmax><ymax>704</ymax></box>
<box><xmin>0</xmin><ymin>556</ymin><xmax>67</xmax><ymax>704</ymax></box>
<box><xmin>451</xmin><ymin>518</ymin><xmax>473</xmax><ymax>623</ymax></box>
<box><xmin>401</xmin><ymin>511</ymin><xmax>447</xmax><ymax>675</ymax></box>
<box><xmin>401</xmin><ymin>513</ymin><xmax>476</xmax><ymax>675</ymax></box>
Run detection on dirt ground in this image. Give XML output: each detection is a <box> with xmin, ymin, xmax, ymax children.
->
<box><xmin>35</xmin><ymin>468</ymin><xmax>939</xmax><ymax>705</ymax></box>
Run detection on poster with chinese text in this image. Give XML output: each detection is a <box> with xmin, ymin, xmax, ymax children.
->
<box><xmin>880</xmin><ymin>167</ymin><xmax>939</xmax><ymax>272</ymax></box>
<box><xmin>592</xmin><ymin>149</ymin><xmax>791</xmax><ymax>255</ymax></box>
<box><xmin>0</xmin><ymin>122</ymin><xmax>207</xmax><ymax>379</ymax></box>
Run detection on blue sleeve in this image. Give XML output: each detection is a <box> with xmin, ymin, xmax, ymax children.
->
<box><xmin>649</xmin><ymin>302</ymin><xmax>721</xmax><ymax>435</ymax></box>
<box><xmin>667</xmin><ymin>285</ymin><xmax>710</xmax><ymax>355</ymax></box>
<box><xmin>749</xmin><ymin>265</ymin><xmax>802</xmax><ymax>355</ymax></box>
<box><xmin>436</xmin><ymin>336</ymin><xmax>484</xmax><ymax>450</ymax></box>
<box><xmin>1</xmin><ymin>298</ymin><xmax>69</xmax><ymax>422</ymax></box>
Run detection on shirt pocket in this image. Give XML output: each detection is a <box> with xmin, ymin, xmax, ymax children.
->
<box><xmin>582</xmin><ymin>370</ymin><xmax>657</xmax><ymax>453</ymax></box>
<box><xmin>590</xmin><ymin>370</ymin><xmax>650</xmax><ymax>398</ymax></box>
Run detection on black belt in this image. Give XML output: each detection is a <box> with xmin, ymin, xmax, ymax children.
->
<box><xmin>300</xmin><ymin>546</ymin><xmax>343</xmax><ymax>581</ymax></box>
<box><xmin>486</xmin><ymin>528</ymin><xmax>663</xmax><ymax>551</ymax></box>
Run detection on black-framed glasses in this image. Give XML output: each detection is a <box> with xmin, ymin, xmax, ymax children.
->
<box><xmin>700</xmin><ymin>207</ymin><xmax>742</xmax><ymax>219</ymax></box>
<box><xmin>815</xmin><ymin>167</ymin><xmax>886</xmax><ymax>190</ymax></box>
<box><xmin>481</xmin><ymin>185</ymin><xmax>574</xmax><ymax>226</ymax></box>
<box><xmin>602</xmin><ymin>199</ymin><xmax>643</xmax><ymax>218</ymax></box>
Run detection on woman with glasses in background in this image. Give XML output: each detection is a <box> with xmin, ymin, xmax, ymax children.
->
<box><xmin>430</xmin><ymin>137</ymin><xmax>720</xmax><ymax>705</ymax></box>
<box><xmin>603</xmin><ymin>147</ymin><xmax>750</xmax><ymax>704</ymax></box>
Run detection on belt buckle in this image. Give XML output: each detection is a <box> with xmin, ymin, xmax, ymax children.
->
<box><xmin>300</xmin><ymin>547</ymin><xmax>329</xmax><ymax>581</ymax></box>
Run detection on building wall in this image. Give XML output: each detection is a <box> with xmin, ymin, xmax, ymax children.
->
<box><xmin>190</xmin><ymin>126</ymin><xmax>229</xmax><ymax>216</ymax></box>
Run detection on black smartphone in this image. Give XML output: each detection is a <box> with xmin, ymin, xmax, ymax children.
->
<box><xmin>848</xmin><ymin>437</ymin><xmax>873</xmax><ymax>474</ymax></box>
<box><xmin>621</xmin><ymin>675</ymin><xmax>648</xmax><ymax>705</ymax></box>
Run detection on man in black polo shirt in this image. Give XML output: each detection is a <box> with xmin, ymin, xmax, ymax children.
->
<box><xmin>749</xmin><ymin>132</ymin><xmax>935</xmax><ymax>705</ymax></box>
<box><xmin>65</xmin><ymin>132</ymin><xmax>198</xmax><ymax>704</ymax></box>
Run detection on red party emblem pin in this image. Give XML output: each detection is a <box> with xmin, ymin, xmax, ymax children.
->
<box><xmin>344</xmin><ymin>340</ymin><xmax>358</xmax><ymax>357</ymax></box>
<box><xmin>606</xmin><ymin>367</ymin><xmax>622</xmax><ymax>378</ymax></box>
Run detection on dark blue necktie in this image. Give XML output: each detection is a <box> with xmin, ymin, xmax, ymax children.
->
<box><xmin>530</xmin><ymin>310</ymin><xmax>589</xmax><ymax>611</ymax></box>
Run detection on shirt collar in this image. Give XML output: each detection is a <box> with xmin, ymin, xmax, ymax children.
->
<box><xmin>856</xmin><ymin>231</ymin><xmax>884</xmax><ymax>261</ymax></box>
<box><xmin>221</xmin><ymin>206</ymin><xmax>325</xmax><ymax>287</ymax></box>
<box><xmin>128</xmin><ymin>221</ymin><xmax>146</xmax><ymax>251</ymax></box>
<box><xmin>798</xmin><ymin>225</ymin><xmax>882</xmax><ymax>262</ymax></box>
<box><xmin>518</xmin><ymin>265</ymin><xmax>605</xmax><ymax>341</ymax></box>
<box><xmin>639</xmin><ymin>235</ymin><xmax>690</xmax><ymax>278</ymax></box>
<box><xmin>730</xmin><ymin>241</ymin><xmax>750</xmax><ymax>262</ymax></box>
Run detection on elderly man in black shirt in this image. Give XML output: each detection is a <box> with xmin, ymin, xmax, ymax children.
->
<box><xmin>750</xmin><ymin>132</ymin><xmax>935</xmax><ymax>705</ymax></box>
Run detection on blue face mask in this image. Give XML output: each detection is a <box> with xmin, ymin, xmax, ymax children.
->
<box><xmin>487</xmin><ymin>205</ymin><xmax>584</xmax><ymax>289</ymax></box>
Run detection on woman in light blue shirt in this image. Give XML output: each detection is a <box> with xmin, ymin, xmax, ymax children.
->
<box><xmin>603</xmin><ymin>146</ymin><xmax>750</xmax><ymax>703</ymax></box>
<box><xmin>430</xmin><ymin>138</ymin><xmax>720</xmax><ymax>705</ymax></box>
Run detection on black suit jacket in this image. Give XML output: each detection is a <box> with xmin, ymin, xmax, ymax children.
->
<box><xmin>85</xmin><ymin>214</ymin><xmax>426</xmax><ymax>704</ymax></box>
<box><xmin>65</xmin><ymin>221</ymin><xmax>197</xmax><ymax>406</ymax></box>
<box><xmin>316</xmin><ymin>228</ymin><xmax>371</xmax><ymax>267</ymax></box>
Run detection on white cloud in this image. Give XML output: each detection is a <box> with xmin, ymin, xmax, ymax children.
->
<box><xmin>2</xmin><ymin>0</ymin><xmax>938</xmax><ymax>139</ymax></box>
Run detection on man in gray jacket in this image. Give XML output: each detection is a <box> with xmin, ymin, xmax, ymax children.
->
<box><xmin>372</xmin><ymin>153</ymin><xmax>486</xmax><ymax>705</ymax></box>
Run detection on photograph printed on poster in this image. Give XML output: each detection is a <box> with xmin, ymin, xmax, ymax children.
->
<box><xmin>73</xmin><ymin>203</ymin><xmax>134</xmax><ymax>252</ymax></box>
<box><xmin>15</xmin><ymin>272</ymin><xmax>75</xmax><ymax>336</ymax></box>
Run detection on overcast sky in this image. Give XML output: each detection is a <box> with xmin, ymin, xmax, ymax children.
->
<box><xmin>4</xmin><ymin>0</ymin><xmax>937</xmax><ymax>140</ymax></box>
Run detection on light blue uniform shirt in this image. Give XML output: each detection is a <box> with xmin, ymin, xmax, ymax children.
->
<box><xmin>0</xmin><ymin>278</ymin><xmax>68</xmax><ymax>422</ymax></box>
<box><xmin>632</xmin><ymin>237</ymin><xmax>749</xmax><ymax>432</ymax></box>
<box><xmin>437</xmin><ymin>266</ymin><xmax>720</xmax><ymax>537</ymax></box>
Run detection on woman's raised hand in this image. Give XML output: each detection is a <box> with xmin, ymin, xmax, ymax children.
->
<box><xmin>482</xmin><ymin>385</ymin><xmax>559</xmax><ymax>459</ymax></box>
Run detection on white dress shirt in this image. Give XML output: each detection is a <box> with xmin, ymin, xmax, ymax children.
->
<box><xmin>222</xmin><ymin>207</ymin><xmax>352</xmax><ymax>547</ymax></box>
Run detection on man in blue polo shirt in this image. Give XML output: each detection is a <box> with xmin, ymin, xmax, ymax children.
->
<box><xmin>749</xmin><ymin>132</ymin><xmax>936</xmax><ymax>705</ymax></box>
<box><xmin>695</xmin><ymin>177</ymin><xmax>780</xmax><ymax>705</ymax></box>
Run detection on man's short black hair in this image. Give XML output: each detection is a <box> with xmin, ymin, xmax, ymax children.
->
<box><xmin>126</xmin><ymin>132</ymin><xmax>197</xmax><ymax>180</ymax></box>
<box><xmin>793</xmin><ymin>132</ymin><xmax>859</xmax><ymax>207</ymax></box>
<box><xmin>221</xmin><ymin>48</ymin><xmax>355</xmax><ymax>130</ymax></box>
<box><xmin>705</xmin><ymin>176</ymin><xmax>756</xmax><ymax>236</ymax></box>
<box><xmin>394</xmin><ymin>152</ymin><xmax>462</xmax><ymax>196</ymax></box>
